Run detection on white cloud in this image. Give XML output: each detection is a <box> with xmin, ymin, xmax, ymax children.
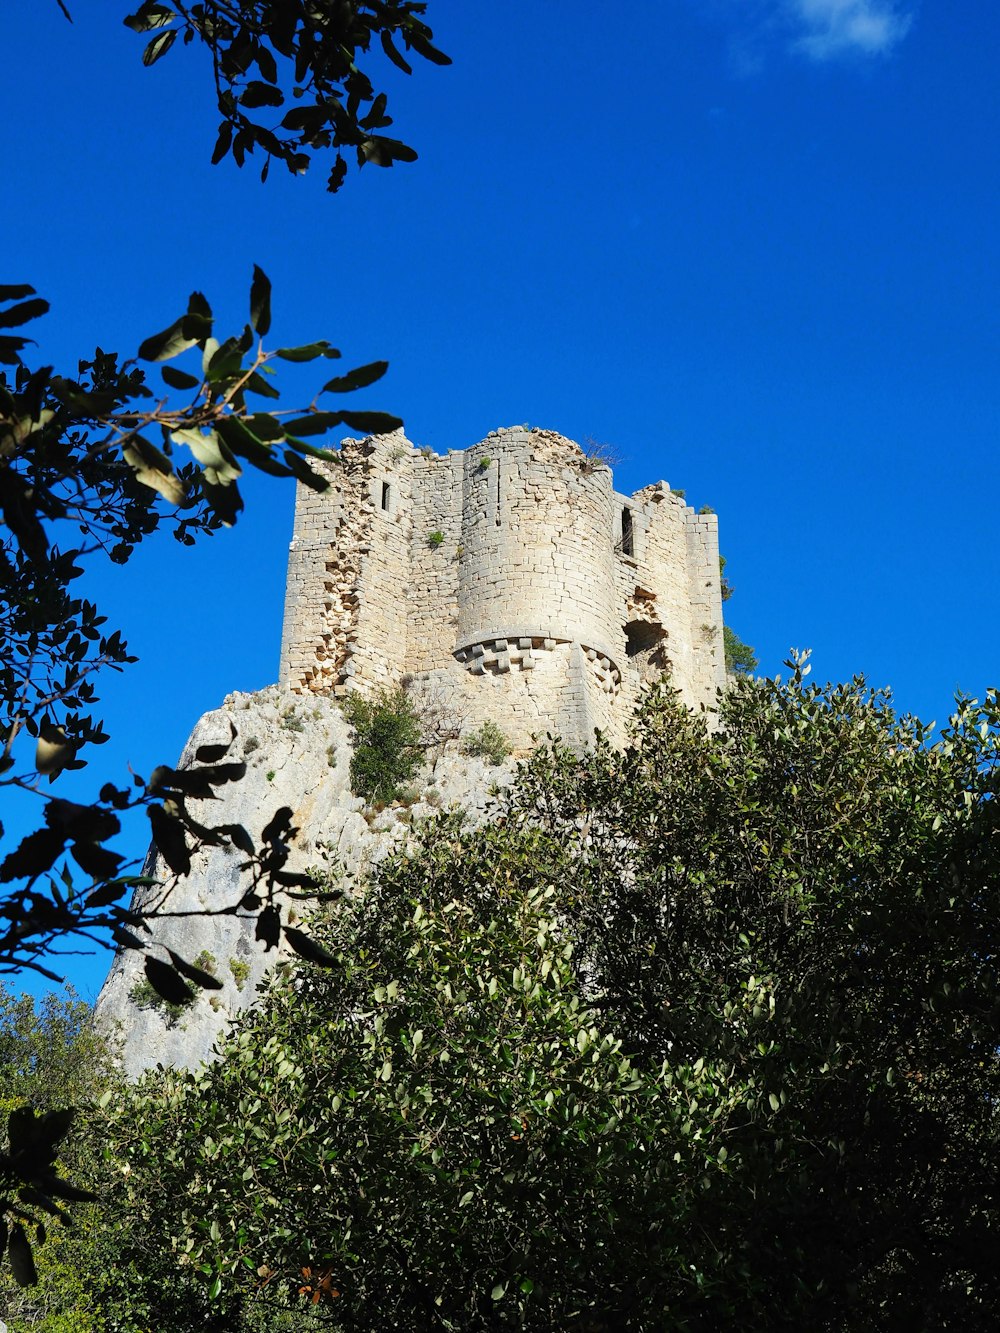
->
<box><xmin>786</xmin><ymin>0</ymin><xmax>913</xmax><ymax>60</ymax></box>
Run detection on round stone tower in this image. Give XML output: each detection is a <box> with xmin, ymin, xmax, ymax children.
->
<box><xmin>279</xmin><ymin>426</ymin><xmax>726</xmax><ymax>750</ymax></box>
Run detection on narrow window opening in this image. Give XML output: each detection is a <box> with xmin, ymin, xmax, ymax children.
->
<box><xmin>621</xmin><ymin>506</ymin><xmax>634</xmax><ymax>556</ymax></box>
<box><xmin>381</xmin><ymin>482</ymin><xmax>390</xmax><ymax>511</ymax></box>
<box><xmin>495</xmin><ymin>460</ymin><xmax>502</xmax><ymax>526</ymax></box>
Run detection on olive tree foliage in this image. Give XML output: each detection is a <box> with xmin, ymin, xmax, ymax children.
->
<box><xmin>3</xmin><ymin>0</ymin><xmax>451</xmax><ymax>985</ymax></box>
<box><xmin>122</xmin><ymin>1</ymin><xmax>451</xmax><ymax>191</ymax></box>
<box><xmin>0</xmin><ymin>985</ymin><xmax>120</xmax><ymax>1326</ymax></box>
<box><xmin>0</xmin><ymin>274</ymin><xmax>397</xmax><ymax>982</ymax></box>
<box><xmin>91</xmin><ymin>659</ymin><xmax>1000</xmax><ymax>1330</ymax></box>
<box><xmin>103</xmin><ymin>820</ymin><xmax>734</xmax><ymax>1331</ymax></box>
<box><xmin>1</xmin><ymin>0</ymin><xmax>450</xmax><ymax>1284</ymax></box>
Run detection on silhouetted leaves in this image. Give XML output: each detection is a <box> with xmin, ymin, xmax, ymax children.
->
<box><xmin>124</xmin><ymin>1</ymin><xmax>450</xmax><ymax>192</ymax></box>
<box><xmin>7</xmin><ymin>1223</ymin><xmax>37</xmax><ymax>1287</ymax></box>
<box><xmin>322</xmin><ymin>360</ymin><xmax>388</xmax><ymax>393</ymax></box>
<box><xmin>143</xmin><ymin>955</ymin><xmax>193</xmax><ymax>1006</ymax></box>
<box><xmin>282</xmin><ymin>926</ymin><xmax>339</xmax><ymax>968</ymax></box>
<box><xmin>256</xmin><ymin>904</ymin><xmax>281</xmax><ymax>951</ymax></box>
<box><xmin>249</xmin><ymin>264</ymin><xmax>271</xmax><ymax>336</ymax></box>
<box><xmin>167</xmin><ymin>949</ymin><xmax>223</xmax><ymax>991</ymax></box>
<box><xmin>0</xmin><ymin>828</ymin><xmax>62</xmax><ymax>882</ymax></box>
<box><xmin>142</xmin><ymin>28</ymin><xmax>176</xmax><ymax>65</ymax></box>
<box><xmin>147</xmin><ymin>805</ymin><xmax>191</xmax><ymax>876</ymax></box>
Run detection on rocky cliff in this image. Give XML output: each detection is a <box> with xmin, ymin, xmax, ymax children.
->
<box><xmin>95</xmin><ymin>686</ymin><xmax>511</xmax><ymax>1079</ymax></box>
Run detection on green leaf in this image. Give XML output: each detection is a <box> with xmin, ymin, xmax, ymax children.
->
<box><xmin>122</xmin><ymin>435</ymin><xmax>186</xmax><ymax>505</ymax></box>
<box><xmin>0</xmin><ymin>284</ymin><xmax>36</xmax><ymax>301</ymax></box>
<box><xmin>171</xmin><ymin>427</ymin><xmax>242</xmax><ymax>486</ymax></box>
<box><xmin>243</xmin><ymin>413</ymin><xmax>286</xmax><ymax>442</ymax></box>
<box><xmin>211</xmin><ymin>119</ymin><xmax>233</xmax><ymax>165</ymax></box>
<box><xmin>0</xmin><ymin>298</ymin><xmax>50</xmax><ymax>330</ymax></box>
<box><xmin>283</xmin><ymin>927</ymin><xmax>339</xmax><ymax>968</ymax></box>
<box><xmin>187</xmin><ymin>290</ymin><xmax>212</xmax><ymax>321</ymax></box>
<box><xmin>0</xmin><ymin>827</ymin><xmax>64</xmax><ymax>883</ymax></box>
<box><xmin>206</xmin><ymin>337</ymin><xmax>245</xmax><ymax>384</ymax></box>
<box><xmin>214</xmin><ymin>417</ymin><xmax>293</xmax><ymax>477</ymax></box>
<box><xmin>249</xmin><ymin>265</ymin><xmax>272</xmax><ymax>336</ymax></box>
<box><xmin>245</xmin><ymin>371</ymin><xmax>280</xmax><ymax>400</ymax></box>
<box><xmin>321</xmin><ymin>360</ymin><xmax>388</xmax><ymax>393</ymax></box>
<box><xmin>148</xmin><ymin>804</ymin><xmax>191</xmax><ymax>876</ymax></box>
<box><xmin>282</xmin><ymin>449</ymin><xmax>329</xmax><ymax>491</ymax></box>
<box><xmin>200</xmin><ymin>476</ymin><xmax>244</xmax><ymax>525</ymax></box>
<box><xmin>283</xmin><ymin>433</ymin><xmax>337</xmax><ymax>461</ymax></box>
<box><xmin>142</xmin><ymin>27</ymin><xmax>176</xmax><ymax>65</ymax></box>
<box><xmin>168</xmin><ymin>949</ymin><xmax>224</xmax><ymax>991</ymax></box>
<box><xmin>283</xmin><ymin>412</ymin><xmax>343</xmax><ymax>437</ymax></box>
<box><xmin>70</xmin><ymin>841</ymin><xmax>124</xmax><ymax>880</ymax></box>
<box><xmin>380</xmin><ymin>29</ymin><xmax>412</xmax><ymax>74</ymax></box>
<box><xmin>240</xmin><ymin>81</ymin><xmax>284</xmax><ymax>108</ymax></box>
<box><xmin>144</xmin><ymin>955</ymin><xmax>194</xmax><ymax>1006</ymax></box>
<box><xmin>161</xmin><ymin>364</ymin><xmax>201</xmax><ymax>391</ymax></box>
<box><xmin>273</xmin><ymin>342</ymin><xmax>341</xmax><ymax>363</ymax></box>
<box><xmin>337</xmin><ymin>410</ymin><xmax>404</xmax><ymax>435</ymax></box>
<box><xmin>408</xmin><ymin>30</ymin><xmax>453</xmax><ymax>66</ymax></box>
<box><xmin>124</xmin><ymin>3</ymin><xmax>175</xmax><ymax>31</ymax></box>
<box><xmin>138</xmin><ymin>316</ymin><xmax>197</xmax><ymax>363</ymax></box>
<box><xmin>360</xmin><ymin>136</ymin><xmax>418</xmax><ymax>168</ymax></box>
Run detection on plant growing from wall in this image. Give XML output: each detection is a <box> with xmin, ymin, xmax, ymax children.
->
<box><xmin>461</xmin><ymin>719</ymin><xmax>512</xmax><ymax>765</ymax></box>
<box><xmin>343</xmin><ymin>687</ymin><xmax>425</xmax><ymax>802</ymax></box>
<box><xmin>228</xmin><ymin>958</ymin><xmax>250</xmax><ymax>992</ymax></box>
<box><xmin>426</xmin><ymin>530</ymin><xmax>444</xmax><ymax>548</ymax></box>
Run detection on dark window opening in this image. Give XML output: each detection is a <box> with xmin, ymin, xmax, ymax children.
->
<box><xmin>496</xmin><ymin>460</ymin><xmax>502</xmax><ymax>526</ymax></box>
<box><xmin>625</xmin><ymin>619</ymin><xmax>670</xmax><ymax>683</ymax></box>
<box><xmin>621</xmin><ymin>506</ymin><xmax>634</xmax><ymax>556</ymax></box>
<box><xmin>625</xmin><ymin>619</ymin><xmax>663</xmax><ymax>657</ymax></box>
<box><xmin>381</xmin><ymin>482</ymin><xmax>390</xmax><ymax>511</ymax></box>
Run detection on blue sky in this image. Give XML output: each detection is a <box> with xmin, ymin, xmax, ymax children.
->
<box><xmin>3</xmin><ymin>1</ymin><xmax>999</xmax><ymax>998</ymax></box>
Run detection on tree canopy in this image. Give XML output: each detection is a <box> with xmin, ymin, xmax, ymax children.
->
<box><xmin>64</xmin><ymin>659</ymin><xmax>1000</xmax><ymax>1330</ymax></box>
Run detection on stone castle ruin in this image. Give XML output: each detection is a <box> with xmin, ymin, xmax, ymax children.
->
<box><xmin>279</xmin><ymin>426</ymin><xmax>725</xmax><ymax>748</ymax></box>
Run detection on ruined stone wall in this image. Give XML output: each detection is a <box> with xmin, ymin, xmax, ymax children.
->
<box><xmin>406</xmin><ymin>451</ymin><xmax>464</xmax><ymax>673</ymax></box>
<box><xmin>278</xmin><ymin>426</ymin><xmax>726</xmax><ymax>750</ymax></box>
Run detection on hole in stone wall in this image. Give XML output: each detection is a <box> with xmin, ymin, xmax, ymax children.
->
<box><xmin>625</xmin><ymin>620</ymin><xmax>662</xmax><ymax>657</ymax></box>
<box><xmin>621</xmin><ymin>506</ymin><xmax>634</xmax><ymax>556</ymax></box>
<box><xmin>624</xmin><ymin>619</ymin><xmax>670</xmax><ymax>682</ymax></box>
<box><xmin>495</xmin><ymin>460</ymin><xmax>502</xmax><ymax>526</ymax></box>
<box><xmin>381</xmin><ymin>482</ymin><xmax>390</xmax><ymax>511</ymax></box>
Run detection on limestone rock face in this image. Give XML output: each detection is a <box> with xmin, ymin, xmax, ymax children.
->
<box><xmin>95</xmin><ymin>686</ymin><xmax>511</xmax><ymax>1080</ymax></box>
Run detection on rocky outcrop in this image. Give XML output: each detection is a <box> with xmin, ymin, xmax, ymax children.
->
<box><xmin>95</xmin><ymin>686</ymin><xmax>512</xmax><ymax>1079</ymax></box>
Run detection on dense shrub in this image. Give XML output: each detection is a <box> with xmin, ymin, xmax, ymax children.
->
<box><xmin>342</xmin><ymin>687</ymin><xmax>425</xmax><ymax>801</ymax></box>
<box><xmin>460</xmin><ymin>719</ymin><xmax>512</xmax><ymax>765</ymax></box>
